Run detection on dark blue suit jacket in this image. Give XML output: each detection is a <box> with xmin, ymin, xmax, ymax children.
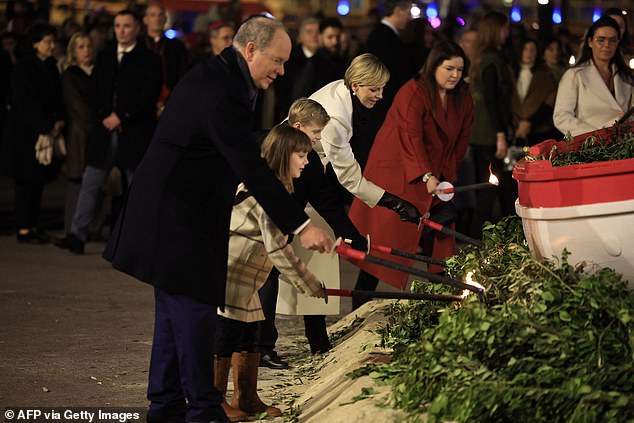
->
<box><xmin>104</xmin><ymin>47</ymin><xmax>309</xmax><ymax>306</ymax></box>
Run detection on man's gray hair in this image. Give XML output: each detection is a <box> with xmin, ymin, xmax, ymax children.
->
<box><xmin>233</xmin><ymin>16</ymin><xmax>286</xmax><ymax>50</ymax></box>
<box><xmin>299</xmin><ymin>17</ymin><xmax>320</xmax><ymax>34</ymax></box>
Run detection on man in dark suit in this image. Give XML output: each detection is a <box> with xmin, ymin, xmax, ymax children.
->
<box><xmin>292</xmin><ymin>17</ymin><xmax>346</xmax><ymax>100</ymax></box>
<box><xmin>364</xmin><ymin>0</ymin><xmax>416</xmax><ymax>125</ymax></box>
<box><xmin>273</xmin><ymin>16</ymin><xmax>319</xmax><ymax>122</ymax></box>
<box><xmin>56</xmin><ymin>9</ymin><xmax>162</xmax><ymax>254</ymax></box>
<box><xmin>142</xmin><ymin>1</ymin><xmax>189</xmax><ymax>115</ymax></box>
<box><xmin>103</xmin><ymin>16</ymin><xmax>333</xmax><ymax>423</ymax></box>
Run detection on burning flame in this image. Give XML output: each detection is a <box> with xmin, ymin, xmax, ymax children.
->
<box><xmin>461</xmin><ymin>271</ymin><xmax>486</xmax><ymax>299</ymax></box>
<box><xmin>488</xmin><ymin>164</ymin><xmax>499</xmax><ymax>186</ymax></box>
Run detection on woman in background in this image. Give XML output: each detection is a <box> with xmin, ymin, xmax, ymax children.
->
<box><xmin>466</xmin><ymin>11</ymin><xmax>514</xmax><ymax>239</ymax></box>
<box><xmin>1</xmin><ymin>23</ymin><xmax>64</xmax><ymax>244</ymax></box>
<box><xmin>542</xmin><ymin>37</ymin><xmax>565</xmax><ymax>82</ymax></box>
<box><xmin>512</xmin><ymin>38</ymin><xmax>560</xmax><ymax>146</ymax></box>
<box><xmin>554</xmin><ymin>17</ymin><xmax>634</xmax><ymax>137</ymax></box>
<box><xmin>59</xmin><ymin>32</ymin><xmax>95</xmax><ymax>237</ymax></box>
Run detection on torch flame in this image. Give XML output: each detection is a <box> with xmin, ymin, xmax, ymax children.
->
<box><xmin>488</xmin><ymin>164</ymin><xmax>499</xmax><ymax>186</ymax></box>
<box><xmin>461</xmin><ymin>271</ymin><xmax>486</xmax><ymax>299</ymax></box>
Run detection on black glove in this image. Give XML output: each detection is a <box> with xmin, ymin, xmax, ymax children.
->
<box><xmin>377</xmin><ymin>191</ymin><xmax>422</xmax><ymax>224</ymax></box>
<box><xmin>348</xmin><ymin>233</ymin><xmax>368</xmax><ymax>253</ymax></box>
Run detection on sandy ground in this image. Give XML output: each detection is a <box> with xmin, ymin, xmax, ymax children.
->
<box><xmin>0</xmin><ymin>235</ymin><xmax>414</xmax><ymax>422</ymax></box>
<box><xmin>0</xmin><ymin>175</ymin><xmax>413</xmax><ymax>422</ymax></box>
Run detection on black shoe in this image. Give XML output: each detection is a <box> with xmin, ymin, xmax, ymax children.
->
<box><xmin>17</xmin><ymin>231</ymin><xmax>49</xmax><ymax>245</ymax></box>
<box><xmin>53</xmin><ymin>234</ymin><xmax>85</xmax><ymax>254</ymax></box>
<box><xmin>32</xmin><ymin>228</ymin><xmax>51</xmax><ymax>243</ymax></box>
<box><xmin>311</xmin><ymin>343</ymin><xmax>333</xmax><ymax>355</ymax></box>
<box><xmin>259</xmin><ymin>350</ymin><xmax>289</xmax><ymax>369</ymax></box>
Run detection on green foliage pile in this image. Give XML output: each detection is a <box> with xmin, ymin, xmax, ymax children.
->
<box><xmin>373</xmin><ymin>216</ymin><xmax>634</xmax><ymax>422</ymax></box>
<box><xmin>527</xmin><ymin>123</ymin><xmax>634</xmax><ymax>166</ymax></box>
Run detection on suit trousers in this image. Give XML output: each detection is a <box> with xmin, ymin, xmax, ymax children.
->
<box><xmin>70</xmin><ymin>132</ymin><xmax>132</xmax><ymax>241</ymax></box>
<box><xmin>147</xmin><ymin>287</ymin><xmax>227</xmax><ymax>422</ymax></box>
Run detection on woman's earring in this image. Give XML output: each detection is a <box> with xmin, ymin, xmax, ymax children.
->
<box><xmin>352</xmin><ymin>91</ymin><xmax>357</xmax><ymax>96</ymax></box>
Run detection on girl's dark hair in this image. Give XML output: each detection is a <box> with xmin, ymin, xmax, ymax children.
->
<box><xmin>603</xmin><ymin>8</ymin><xmax>629</xmax><ymax>50</ymax></box>
<box><xmin>260</xmin><ymin>125</ymin><xmax>312</xmax><ymax>193</ymax></box>
<box><xmin>576</xmin><ymin>16</ymin><xmax>633</xmax><ymax>84</ymax></box>
<box><xmin>416</xmin><ymin>40</ymin><xmax>469</xmax><ymax>111</ymax></box>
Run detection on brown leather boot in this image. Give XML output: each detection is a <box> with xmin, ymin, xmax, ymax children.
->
<box><xmin>213</xmin><ymin>355</ymin><xmax>249</xmax><ymax>422</ymax></box>
<box><xmin>230</xmin><ymin>352</ymin><xmax>282</xmax><ymax>417</ymax></box>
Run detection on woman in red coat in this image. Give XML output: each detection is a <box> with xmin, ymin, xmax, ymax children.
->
<box><xmin>348</xmin><ymin>40</ymin><xmax>474</xmax><ymax>294</ymax></box>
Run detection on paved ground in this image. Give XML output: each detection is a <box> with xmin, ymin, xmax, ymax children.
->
<box><xmin>0</xmin><ymin>175</ymin><xmax>404</xmax><ymax>415</ymax></box>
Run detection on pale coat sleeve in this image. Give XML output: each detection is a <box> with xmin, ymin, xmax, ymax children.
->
<box><xmin>257</xmin><ymin>207</ymin><xmax>323</xmax><ymax>298</ymax></box>
<box><xmin>318</xmin><ymin>115</ymin><xmax>385</xmax><ymax>207</ymax></box>
<box><xmin>311</xmin><ymin>81</ymin><xmax>385</xmax><ymax>207</ymax></box>
<box><xmin>553</xmin><ymin>68</ymin><xmax>597</xmax><ymax>136</ymax></box>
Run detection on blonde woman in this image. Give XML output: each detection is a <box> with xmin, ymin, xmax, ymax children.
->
<box><xmin>58</xmin><ymin>32</ymin><xmax>95</xmax><ymax>236</ymax></box>
<box><xmin>309</xmin><ymin>53</ymin><xmax>421</xmax><ymax>223</ymax></box>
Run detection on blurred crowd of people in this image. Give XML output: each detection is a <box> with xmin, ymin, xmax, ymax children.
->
<box><xmin>1</xmin><ymin>1</ymin><xmax>631</xmax><ymax>249</ymax></box>
<box><xmin>0</xmin><ymin>0</ymin><xmax>629</xmax><ymax>253</ymax></box>
<box><xmin>1</xmin><ymin>1</ymin><xmax>632</xmax><ymax>421</ymax></box>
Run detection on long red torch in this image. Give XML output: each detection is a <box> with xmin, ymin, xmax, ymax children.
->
<box><xmin>343</xmin><ymin>238</ymin><xmax>446</xmax><ymax>267</ymax></box>
<box><xmin>420</xmin><ymin>218</ymin><xmax>484</xmax><ymax>248</ymax></box>
<box><xmin>335</xmin><ymin>243</ymin><xmax>482</xmax><ymax>294</ymax></box>
<box><xmin>326</xmin><ymin>288</ymin><xmax>462</xmax><ymax>302</ymax></box>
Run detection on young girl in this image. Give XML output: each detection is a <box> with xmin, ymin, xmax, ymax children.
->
<box><xmin>215</xmin><ymin>125</ymin><xmax>327</xmax><ymax>421</ymax></box>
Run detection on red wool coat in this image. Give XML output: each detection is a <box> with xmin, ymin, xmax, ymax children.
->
<box><xmin>348</xmin><ymin>79</ymin><xmax>474</xmax><ymax>289</ymax></box>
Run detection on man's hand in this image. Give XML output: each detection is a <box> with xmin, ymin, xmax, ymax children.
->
<box><xmin>298</xmin><ymin>222</ymin><xmax>334</xmax><ymax>253</ymax></box>
<box><xmin>102</xmin><ymin>113</ymin><xmax>122</xmax><ymax>131</ymax></box>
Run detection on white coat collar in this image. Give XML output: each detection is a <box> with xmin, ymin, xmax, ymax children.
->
<box><xmin>579</xmin><ymin>61</ymin><xmax>630</xmax><ymax>112</ymax></box>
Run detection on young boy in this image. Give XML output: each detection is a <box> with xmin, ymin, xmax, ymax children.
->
<box><xmin>256</xmin><ymin>99</ymin><xmax>368</xmax><ymax>370</ymax></box>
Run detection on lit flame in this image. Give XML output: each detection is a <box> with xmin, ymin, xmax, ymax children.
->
<box><xmin>488</xmin><ymin>164</ymin><xmax>499</xmax><ymax>186</ymax></box>
<box><xmin>461</xmin><ymin>271</ymin><xmax>486</xmax><ymax>299</ymax></box>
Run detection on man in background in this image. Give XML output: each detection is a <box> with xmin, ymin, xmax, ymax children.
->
<box><xmin>142</xmin><ymin>1</ymin><xmax>189</xmax><ymax>115</ymax></box>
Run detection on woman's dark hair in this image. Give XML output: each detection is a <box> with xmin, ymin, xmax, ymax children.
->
<box><xmin>513</xmin><ymin>38</ymin><xmax>541</xmax><ymax>76</ymax></box>
<box><xmin>603</xmin><ymin>8</ymin><xmax>629</xmax><ymax>50</ymax></box>
<box><xmin>542</xmin><ymin>37</ymin><xmax>564</xmax><ymax>64</ymax></box>
<box><xmin>576</xmin><ymin>16</ymin><xmax>633</xmax><ymax>84</ymax></box>
<box><xmin>22</xmin><ymin>23</ymin><xmax>56</xmax><ymax>56</ymax></box>
<box><xmin>417</xmin><ymin>40</ymin><xmax>469</xmax><ymax>111</ymax></box>
<box><xmin>26</xmin><ymin>22</ymin><xmax>56</xmax><ymax>45</ymax></box>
